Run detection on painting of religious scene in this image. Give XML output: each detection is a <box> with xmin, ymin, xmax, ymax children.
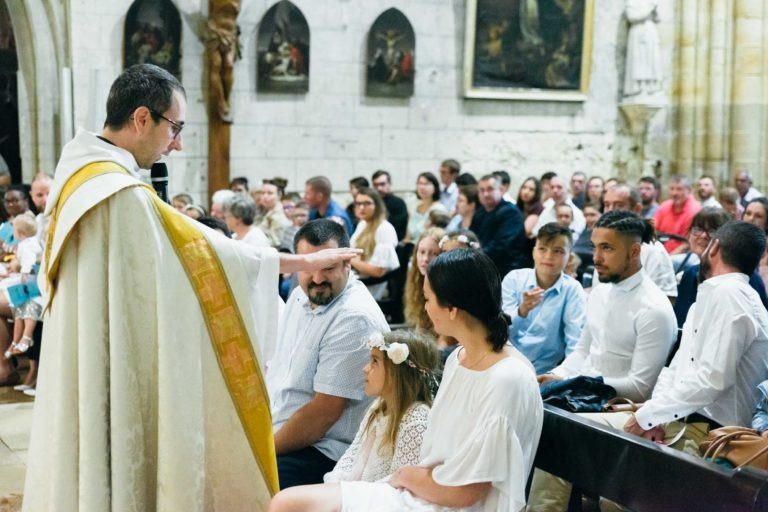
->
<box><xmin>366</xmin><ymin>8</ymin><xmax>415</xmax><ymax>98</ymax></box>
<box><xmin>464</xmin><ymin>0</ymin><xmax>594</xmax><ymax>100</ymax></box>
<box><xmin>256</xmin><ymin>1</ymin><xmax>309</xmax><ymax>94</ymax></box>
<box><xmin>123</xmin><ymin>0</ymin><xmax>182</xmax><ymax>79</ymax></box>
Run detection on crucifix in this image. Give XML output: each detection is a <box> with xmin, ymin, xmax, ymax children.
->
<box><xmin>206</xmin><ymin>0</ymin><xmax>242</xmax><ymax>199</ymax></box>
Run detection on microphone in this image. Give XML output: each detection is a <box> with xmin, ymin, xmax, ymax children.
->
<box><xmin>150</xmin><ymin>162</ymin><xmax>170</xmax><ymax>204</ymax></box>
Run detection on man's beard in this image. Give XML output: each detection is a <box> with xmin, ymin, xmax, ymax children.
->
<box><xmin>698</xmin><ymin>247</ymin><xmax>712</xmax><ymax>284</ymax></box>
<box><xmin>308</xmin><ymin>282</ymin><xmax>334</xmax><ymax>306</ymax></box>
<box><xmin>596</xmin><ymin>254</ymin><xmax>631</xmax><ymax>283</ymax></box>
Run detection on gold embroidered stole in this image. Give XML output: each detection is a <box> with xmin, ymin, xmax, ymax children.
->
<box><xmin>44</xmin><ymin>161</ymin><xmax>279</xmax><ymax>495</ymax></box>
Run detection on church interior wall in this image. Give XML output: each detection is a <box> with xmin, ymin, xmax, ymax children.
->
<box><xmin>60</xmin><ymin>0</ymin><xmax>672</xmax><ymax>204</ymax></box>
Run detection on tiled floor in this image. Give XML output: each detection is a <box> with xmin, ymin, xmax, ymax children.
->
<box><xmin>0</xmin><ymin>399</ymin><xmax>31</xmax><ymax>499</ymax></box>
<box><xmin>0</xmin><ymin>366</ymin><xmax>33</xmax><ymax>507</ymax></box>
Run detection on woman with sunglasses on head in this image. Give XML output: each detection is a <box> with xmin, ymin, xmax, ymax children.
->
<box><xmin>269</xmin><ymin>249</ymin><xmax>543</xmax><ymax>512</ymax></box>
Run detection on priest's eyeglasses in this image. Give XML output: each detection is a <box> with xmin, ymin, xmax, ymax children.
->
<box><xmin>149</xmin><ymin>109</ymin><xmax>184</xmax><ymax>140</ymax></box>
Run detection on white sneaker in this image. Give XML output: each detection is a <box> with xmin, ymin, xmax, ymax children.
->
<box><xmin>13</xmin><ymin>384</ymin><xmax>32</xmax><ymax>391</ymax></box>
<box><xmin>23</xmin><ymin>388</ymin><xmax>35</xmax><ymax>397</ymax></box>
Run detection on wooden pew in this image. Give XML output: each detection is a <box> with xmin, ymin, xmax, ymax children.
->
<box><xmin>534</xmin><ymin>405</ymin><xmax>768</xmax><ymax>511</ymax></box>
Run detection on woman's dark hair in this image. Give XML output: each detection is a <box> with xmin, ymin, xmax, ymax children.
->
<box><xmin>689</xmin><ymin>206</ymin><xmax>732</xmax><ymax>233</ymax></box>
<box><xmin>197</xmin><ymin>216</ymin><xmax>232</xmax><ymax>237</ymax></box>
<box><xmin>456</xmin><ymin>173</ymin><xmax>478</xmax><ymax>186</ymax></box>
<box><xmin>458</xmin><ymin>185</ymin><xmax>479</xmax><ymax>207</ymax></box>
<box><xmin>230</xmin><ymin>176</ymin><xmax>249</xmax><ymax>191</ymax></box>
<box><xmin>747</xmin><ymin>198</ymin><xmax>768</xmax><ymax>234</ymax></box>
<box><xmin>516</xmin><ymin>176</ymin><xmax>543</xmax><ymax>215</ymax></box>
<box><xmin>427</xmin><ymin>249</ymin><xmax>509</xmax><ymax>351</ymax></box>
<box><xmin>417</xmin><ymin>172</ymin><xmax>441</xmax><ymax>202</ymax></box>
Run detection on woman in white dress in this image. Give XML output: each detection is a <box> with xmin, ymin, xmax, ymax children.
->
<box><xmin>349</xmin><ymin>187</ymin><xmax>400</xmax><ymax>300</ymax></box>
<box><xmin>269</xmin><ymin>249</ymin><xmax>544</xmax><ymax>512</ymax></box>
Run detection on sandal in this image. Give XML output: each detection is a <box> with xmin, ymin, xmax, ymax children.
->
<box><xmin>10</xmin><ymin>336</ymin><xmax>33</xmax><ymax>356</ymax></box>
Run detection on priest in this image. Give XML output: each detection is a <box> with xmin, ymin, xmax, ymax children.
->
<box><xmin>22</xmin><ymin>63</ymin><xmax>357</xmax><ymax>512</ymax></box>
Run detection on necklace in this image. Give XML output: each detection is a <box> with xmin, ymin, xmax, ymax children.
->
<box><xmin>462</xmin><ymin>349</ymin><xmax>493</xmax><ymax>370</ymax></box>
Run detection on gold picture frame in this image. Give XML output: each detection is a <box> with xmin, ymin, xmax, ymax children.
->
<box><xmin>463</xmin><ymin>0</ymin><xmax>594</xmax><ymax>101</ymax></box>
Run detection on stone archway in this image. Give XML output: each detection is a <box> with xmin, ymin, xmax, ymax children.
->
<box><xmin>0</xmin><ymin>0</ymin><xmax>20</xmax><ymax>184</ymax></box>
<box><xmin>2</xmin><ymin>0</ymin><xmax>68</xmax><ymax>181</ymax></box>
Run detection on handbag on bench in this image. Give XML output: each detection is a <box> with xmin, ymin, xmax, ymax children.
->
<box><xmin>699</xmin><ymin>426</ymin><xmax>768</xmax><ymax>470</ymax></box>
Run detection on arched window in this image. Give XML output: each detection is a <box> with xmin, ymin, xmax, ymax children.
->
<box><xmin>366</xmin><ymin>8</ymin><xmax>415</xmax><ymax>98</ymax></box>
<box><xmin>124</xmin><ymin>0</ymin><xmax>182</xmax><ymax>79</ymax></box>
<box><xmin>256</xmin><ymin>0</ymin><xmax>310</xmax><ymax>93</ymax></box>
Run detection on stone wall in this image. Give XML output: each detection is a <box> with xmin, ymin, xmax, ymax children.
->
<box><xmin>66</xmin><ymin>0</ymin><xmax>635</xmax><ymax>204</ymax></box>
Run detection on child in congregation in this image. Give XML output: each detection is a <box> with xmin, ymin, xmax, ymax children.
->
<box><xmin>403</xmin><ymin>227</ymin><xmax>445</xmax><ymax>331</ymax></box>
<box><xmin>279</xmin><ymin>201</ymin><xmax>310</xmax><ymax>253</ymax></box>
<box><xmin>502</xmin><ymin>222</ymin><xmax>586</xmax><ymax>374</ymax></box>
<box><xmin>3</xmin><ymin>215</ymin><xmax>44</xmax><ymax>390</ymax></box>
<box><xmin>424</xmin><ymin>209</ymin><xmax>451</xmax><ymax>230</ymax></box>
<box><xmin>323</xmin><ymin>330</ymin><xmax>440</xmax><ymax>483</ymax></box>
<box><xmin>438</xmin><ymin>229</ymin><xmax>481</xmax><ymax>252</ymax></box>
<box><xmin>555</xmin><ymin>203</ymin><xmax>575</xmax><ymax>233</ymax></box>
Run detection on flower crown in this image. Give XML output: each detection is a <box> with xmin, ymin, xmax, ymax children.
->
<box><xmin>439</xmin><ymin>234</ymin><xmax>480</xmax><ymax>250</ymax></box>
<box><xmin>366</xmin><ymin>333</ymin><xmax>436</xmax><ymax>387</ymax></box>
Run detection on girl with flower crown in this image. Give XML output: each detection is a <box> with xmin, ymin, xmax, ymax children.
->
<box><xmin>269</xmin><ymin>249</ymin><xmax>543</xmax><ymax>512</ymax></box>
<box><xmin>322</xmin><ymin>329</ymin><xmax>440</xmax><ymax>484</ymax></box>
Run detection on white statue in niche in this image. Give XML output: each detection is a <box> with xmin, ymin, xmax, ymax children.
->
<box><xmin>624</xmin><ymin>0</ymin><xmax>662</xmax><ymax>99</ymax></box>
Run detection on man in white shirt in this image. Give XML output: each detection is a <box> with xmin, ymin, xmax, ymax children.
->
<box><xmin>529</xmin><ymin>210</ymin><xmax>677</xmax><ymax>512</ymax></box>
<box><xmin>533</xmin><ymin>175</ymin><xmax>586</xmax><ymax>237</ymax></box>
<box><xmin>537</xmin><ymin>210</ymin><xmax>677</xmax><ymax>401</ymax></box>
<box><xmin>625</xmin><ymin>220</ymin><xmax>768</xmax><ymax>440</ymax></box>
<box><xmin>530</xmin><ymin>221</ymin><xmax>768</xmax><ymax>512</ymax></box>
<box><xmin>438</xmin><ymin>159</ymin><xmax>460</xmax><ymax>213</ymax></box>
<box><xmin>602</xmin><ymin>184</ymin><xmax>678</xmax><ymax>301</ymax></box>
<box><xmin>267</xmin><ymin>219</ymin><xmax>389</xmax><ymax>489</ymax></box>
<box><xmin>735</xmin><ymin>170</ymin><xmax>764</xmax><ymax>209</ymax></box>
<box><xmin>697</xmin><ymin>175</ymin><xmax>722</xmax><ymax>208</ymax></box>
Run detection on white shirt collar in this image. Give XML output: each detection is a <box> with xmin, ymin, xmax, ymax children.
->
<box><xmin>613</xmin><ymin>268</ymin><xmax>645</xmax><ymax>293</ymax></box>
<box><xmin>700</xmin><ymin>272</ymin><xmax>750</xmax><ymax>290</ymax></box>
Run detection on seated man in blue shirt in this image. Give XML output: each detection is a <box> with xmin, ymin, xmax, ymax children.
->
<box><xmin>502</xmin><ymin>222</ymin><xmax>586</xmax><ymax>374</ymax></box>
<box><xmin>266</xmin><ymin>219</ymin><xmax>389</xmax><ymax>489</ymax></box>
<box><xmin>304</xmin><ymin>175</ymin><xmax>354</xmax><ymax>234</ymax></box>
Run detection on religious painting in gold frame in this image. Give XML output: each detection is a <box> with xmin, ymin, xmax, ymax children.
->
<box><xmin>123</xmin><ymin>0</ymin><xmax>182</xmax><ymax>79</ymax></box>
<box><xmin>463</xmin><ymin>0</ymin><xmax>594</xmax><ymax>101</ymax></box>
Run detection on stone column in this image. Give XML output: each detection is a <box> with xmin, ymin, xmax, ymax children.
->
<box><xmin>671</xmin><ymin>0</ymin><xmax>768</xmax><ymax>190</ymax></box>
<box><xmin>671</xmin><ymin>0</ymin><xmax>706</xmax><ymax>176</ymax></box>
<box><xmin>730</xmin><ymin>0</ymin><xmax>766</xmax><ymax>187</ymax></box>
<box><xmin>704</xmin><ymin>0</ymin><xmax>733</xmax><ymax>184</ymax></box>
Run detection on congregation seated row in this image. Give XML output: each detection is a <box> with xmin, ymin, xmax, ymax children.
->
<box><xmin>244</xmin><ymin>203</ymin><xmax>768</xmax><ymax>511</ymax></box>
<box><xmin>168</xmin><ymin>161</ymin><xmax>768</xmax><ymax>312</ymax></box>
<box><xmin>0</xmin><ymin>174</ymin><xmax>54</xmax><ymax>395</ymax></box>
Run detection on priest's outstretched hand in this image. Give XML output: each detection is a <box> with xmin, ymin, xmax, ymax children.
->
<box><xmin>278</xmin><ymin>247</ymin><xmax>363</xmax><ymax>273</ymax></box>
